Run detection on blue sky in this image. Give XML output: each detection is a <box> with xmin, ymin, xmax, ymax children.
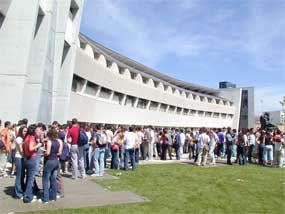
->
<box><xmin>80</xmin><ymin>0</ymin><xmax>285</xmax><ymax>115</ymax></box>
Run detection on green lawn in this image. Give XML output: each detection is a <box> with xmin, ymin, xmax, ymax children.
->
<box><xmin>30</xmin><ymin>164</ymin><xmax>284</xmax><ymax>214</ymax></box>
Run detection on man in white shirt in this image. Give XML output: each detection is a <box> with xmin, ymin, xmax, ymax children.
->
<box><xmin>209</xmin><ymin>129</ymin><xmax>218</xmax><ymax>165</ymax></box>
<box><xmin>180</xmin><ymin>129</ymin><xmax>186</xmax><ymax>157</ymax></box>
<box><xmin>197</xmin><ymin>128</ymin><xmax>210</xmax><ymax>166</ymax></box>
<box><xmin>124</xmin><ymin>126</ymin><xmax>137</xmax><ymax>170</ymax></box>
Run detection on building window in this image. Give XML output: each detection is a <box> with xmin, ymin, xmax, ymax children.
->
<box><xmin>153</xmin><ymin>81</ymin><xmax>159</xmax><ymax>88</ymax></box>
<box><xmin>193</xmin><ymin>94</ymin><xmax>197</xmax><ymax>100</ymax></box>
<box><xmin>119</xmin><ymin>67</ymin><xmax>125</xmax><ymax>74</ymax></box>
<box><xmin>230</xmin><ymin>102</ymin><xmax>233</xmax><ymax>106</ymax></box>
<box><xmin>215</xmin><ymin>99</ymin><xmax>220</xmax><ymax>104</ymax></box>
<box><xmin>34</xmin><ymin>7</ymin><xmax>45</xmax><ymax>38</ymax></box>
<box><xmin>0</xmin><ymin>13</ymin><xmax>4</xmax><ymax>29</ymax></box>
<box><xmin>228</xmin><ymin>114</ymin><xmax>234</xmax><ymax>119</ymax></box>
<box><xmin>106</xmin><ymin>60</ymin><xmax>112</xmax><ymax>68</ymax></box>
<box><xmin>71</xmin><ymin>75</ymin><xmax>85</xmax><ymax>92</ymax></box>
<box><xmin>207</xmin><ymin>97</ymin><xmax>213</xmax><ymax>103</ymax></box>
<box><xmin>125</xmin><ymin>95</ymin><xmax>136</xmax><ymax>107</ymax></box>
<box><xmin>137</xmin><ymin>98</ymin><xmax>148</xmax><ymax>109</ymax></box>
<box><xmin>169</xmin><ymin>106</ymin><xmax>176</xmax><ymax>113</ymax></box>
<box><xmin>221</xmin><ymin>113</ymin><xmax>227</xmax><ymax>119</ymax></box>
<box><xmin>130</xmin><ymin>72</ymin><xmax>137</xmax><ymax>80</ymax></box>
<box><xmin>183</xmin><ymin>109</ymin><xmax>189</xmax><ymax>115</ymax></box>
<box><xmin>200</xmin><ymin>96</ymin><xmax>205</xmax><ymax>102</ymax></box>
<box><xmin>223</xmin><ymin>100</ymin><xmax>227</xmax><ymax>105</ymax></box>
<box><xmin>99</xmin><ymin>87</ymin><xmax>112</xmax><ymax>99</ymax></box>
<box><xmin>213</xmin><ymin>112</ymin><xmax>220</xmax><ymax>118</ymax></box>
<box><xmin>150</xmin><ymin>101</ymin><xmax>159</xmax><ymax>111</ymax></box>
<box><xmin>85</xmin><ymin>81</ymin><xmax>99</xmax><ymax>96</ymax></box>
<box><xmin>176</xmin><ymin>107</ymin><xmax>182</xmax><ymax>114</ymax></box>
<box><xmin>205</xmin><ymin>112</ymin><xmax>212</xmax><ymax>118</ymax></box>
<box><xmin>112</xmin><ymin>92</ymin><xmax>124</xmax><ymax>104</ymax></box>
<box><xmin>142</xmin><ymin>76</ymin><xmax>148</xmax><ymax>84</ymax></box>
<box><xmin>190</xmin><ymin>110</ymin><xmax>197</xmax><ymax>116</ymax></box>
<box><xmin>198</xmin><ymin>111</ymin><xmax>204</xmax><ymax>117</ymax></box>
<box><xmin>69</xmin><ymin>0</ymin><xmax>79</xmax><ymax>20</ymax></box>
<box><xmin>61</xmin><ymin>41</ymin><xmax>71</xmax><ymax>66</ymax></box>
<box><xmin>159</xmin><ymin>103</ymin><xmax>167</xmax><ymax>112</ymax></box>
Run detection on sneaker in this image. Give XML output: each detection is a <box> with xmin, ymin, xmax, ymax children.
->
<box><xmin>91</xmin><ymin>173</ymin><xmax>100</xmax><ymax>177</ymax></box>
<box><xmin>33</xmin><ymin>195</ymin><xmax>37</xmax><ymax>199</ymax></box>
<box><xmin>38</xmin><ymin>199</ymin><xmax>48</xmax><ymax>204</ymax></box>
<box><xmin>30</xmin><ymin>198</ymin><xmax>37</xmax><ymax>203</ymax></box>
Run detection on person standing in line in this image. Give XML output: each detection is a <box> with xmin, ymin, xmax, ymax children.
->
<box><xmin>104</xmin><ymin>126</ymin><xmax>114</xmax><ymax>168</ymax></box>
<box><xmin>14</xmin><ymin>126</ymin><xmax>27</xmax><ymax>199</ymax></box>
<box><xmin>135</xmin><ymin>126</ymin><xmax>144</xmax><ymax>164</ymax></box>
<box><xmin>179</xmin><ymin>129</ymin><xmax>186</xmax><ymax>157</ymax></box>
<box><xmin>23</xmin><ymin>124</ymin><xmax>43</xmax><ymax>203</ymax></box>
<box><xmin>123</xmin><ymin>126</ymin><xmax>137</xmax><ymax>171</ymax></box>
<box><xmin>91</xmin><ymin>125</ymin><xmax>107</xmax><ymax>177</ymax></box>
<box><xmin>237</xmin><ymin>129</ymin><xmax>247</xmax><ymax>165</ymax></box>
<box><xmin>247</xmin><ymin>128</ymin><xmax>256</xmax><ymax>163</ymax></box>
<box><xmin>225</xmin><ymin>127</ymin><xmax>235</xmax><ymax>165</ymax></box>
<box><xmin>0</xmin><ymin>121</ymin><xmax>12</xmax><ymax>177</ymax></box>
<box><xmin>39</xmin><ymin>127</ymin><xmax>62</xmax><ymax>204</ymax></box>
<box><xmin>173</xmin><ymin>129</ymin><xmax>182</xmax><ymax>160</ymax></box>
<box><xmin>66</xmin><ymin>118</ymin><xmax>82</xmax><ymax>180</ymax></box>
<box><xmin>209</xmin><ymin>128</ymin><xmax>218</xmax><ymax>165</ymax></box>
<box><xmin>160</xmin><ymin>130</ymin><xmax>169</xmax><ymax>160</ymax></box>
<box><xmin>217</xmin><ymin>128</ymin><xmax>225</xmax><ymax>159</ymax></box>
<box><xmin>196</xmin><ymin>128</ymin><xmax>210</xmax><ymax>166</ymax></box>
<box><xmin>273</xmin><ymin>129</ymin><xmax>284</xmax><ymax>168</ymax></box>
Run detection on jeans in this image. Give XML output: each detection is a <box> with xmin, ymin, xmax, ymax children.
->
<box><xmin>111</xmin><ymin>149</ymin><xmax>119</xmax><ymax>169</ymax></box>
<box><xmin>71</xmin><ymin>145</ymin><xmax>85</xmax><ymax>179</ymax></box>
<box><xmin>248</xmin><ymin>144</ymin><xmax>255</xmax><ymax>163</ymax></box>
<box><xmin>237</xmin><ymin>146</ymin><xmax>246</xmax><ymax>165</ymax></box>
<box><xmin>227</xmin><ymin>144</ymin><xmax>233</xmax><ymax>164</ymax></box>
<box><xmin>161</xmin><ymin>142</ymin><xmax>168</xmax><ymax>160</ymax></box>
<box><xmin>23</xmin><ymin>156</ymin><xmax>37</xmax><ymax>203</ymax></box>
<box><xmin>232</xmin><ymin>144</ymin><xmax>237</xmax><ymax>158</ymax></box>
<box><xmin>148</xmin><ymin>142</ymin><xmax>154</xmax><ymax>160</ymax></box>
<box><xmin>124</xmin><ymin>148</ymin><xmax>136</xmax><ymax>170</ymax></box>
<box><xmin>94</xmin><ymin>147</ymin><xmax>105</xmax><ymax>175</ymax></box>
<box><xmin>14</xmin><ymin>157</ymin><xmax>25</xmax><ymax>198</ymax></box>
<box><xmin>175</xmin><ymin>144</ymin><xmax>181</xmax><ymax>160</ymax></box>
<box><xmin>258</xmin><ymin>144</ymin><xmax>265</xmax><ymax>164</ymax></box>
<box><xmin>135</xmin><ymin>148</ymin><xmax>140</xmax><ymax>164</ymax></box>
<box><xmin>83</xmin><ymin>144</ymin><xmax>90</xmax><ymax>172</ymax></box>
<box><xmin>35</xmin><ymin>148</ymin><xmax>43</xmax><ymax>176</ymax></box>
<box><xmin>188</xmin><ymin>144</ymin><xmax>195</xmax><ymax>160</ymax></box>
<box><xmin>42</xmin><ymin>159</ymin><xmax>59</xmax><ymax>202</ymax></box>
<box><xmin>263</xmin><ymin>145</ymin><xmax>273</xmax><ymax>162</ymax></box>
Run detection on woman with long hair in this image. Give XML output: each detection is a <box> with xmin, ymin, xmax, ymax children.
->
<box><xmin>14</xmin><ymin>126</ymin><xmax>27</xmax><ymax>199</ymax></box>
<box><xmin>23</xmin><ymin>124</ymin><xmax>43</xmax><ymax>203</ymax></box>
<box><xmin>39</xmin><ymin>127</ymin><xmax>62</xmax><ymax>204</ymax></box>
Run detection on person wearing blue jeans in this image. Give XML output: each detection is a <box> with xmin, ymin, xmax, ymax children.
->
<box><xmin>124</xmin><ymin>148</ymin><xmax>136</xmax><ymax>170</ymax></box>
<box><xmin>14</xmin><ymin>157</ymin><xmax>25</xmax><ymax>198</ymax></box>
<box><xmin>42</xmin><ymin>159</ymin><xmax>59</xmax><ymax>202</ymax></box>
<box><xmin>111</xmin><ymin>147</ymin><xmax>119</xmax><ymax>169</ymax></box>
<box><xmin>40</xmin><ymin>128</ymin><xmax>62</xmax><ymax>204</ymax></box>
<box><xmin>94</xmin><ymin>147</ymin><xmax>105</xmax><ymax>176</ymax></box>
<box><xmin>23</xmin><ymin>156</ymin><xmax>38</xmax><ymax>203</ymax></box>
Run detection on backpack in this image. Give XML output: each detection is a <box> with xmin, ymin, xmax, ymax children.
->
<box><xmin>78</xmin><ymin>129</ymin><xmax>88</xmax><ymax>147</ymax></box>
<box><xmin>97</xmin><ymin>132</ymin><xmax>108</xmax><ymax>146</ymax></box>
<box><xmin>60</xmin><ymin>142</ymin><xmax>70</xmax><ymax>161</ymax></box>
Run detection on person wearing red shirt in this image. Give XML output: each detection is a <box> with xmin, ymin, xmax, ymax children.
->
<box><xmin>67</xmin><ymin>118</ymin><xmax>84</xmax><ymax>179</ymax></box>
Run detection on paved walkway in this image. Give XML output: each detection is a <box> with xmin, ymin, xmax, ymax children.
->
<box><xmin>0</xmin><ymin>174</ymin><xmax>148</xmax><ymax>214</ymax></box>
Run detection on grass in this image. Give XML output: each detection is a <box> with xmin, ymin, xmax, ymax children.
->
<box><xmin>28</xmin><ymin>164</ymin><xmax>284</xmax><ymax>214</ymax></box>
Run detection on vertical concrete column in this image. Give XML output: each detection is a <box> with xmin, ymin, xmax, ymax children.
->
<box><xmin>0</xmin><ymin>0</ymin><xmax>40</xmax><ymax>122</ymax></box>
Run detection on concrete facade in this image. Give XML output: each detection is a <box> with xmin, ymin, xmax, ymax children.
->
<box><xmin>0</xmin><ymin>0</ymin><xmax>84</xmax><ymax>124</ymax></box>
<box><xmin>0</xmin><ymin>0</ymin><xmax>254</xmax><ymax>129</ymax></box>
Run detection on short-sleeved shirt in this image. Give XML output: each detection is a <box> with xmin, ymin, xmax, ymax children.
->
<box><xmin>24</xmin><ymin>135</ymin><xmax>37</xmax><ymax>157</ymax></box>
<box><xmin>15</xmin><ymin>136</ymin><xmax>24</xmax><ymax>158</ymax></box>
<box><xmin>67</xmin><ymin>125</ymin><xmax>80</xmax><ymax>145</ymax></box>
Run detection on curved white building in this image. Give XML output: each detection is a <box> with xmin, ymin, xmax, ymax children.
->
<box><xmin>0</xmin><ymin>0</ymin><xmax>254</xmax><ymax>129</ymax></box>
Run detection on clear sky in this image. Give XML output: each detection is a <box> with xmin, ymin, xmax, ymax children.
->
<box><xmin>80</xmin><ymin>0</ymin><xmax>285</xmax><ymax>115</ymax></box>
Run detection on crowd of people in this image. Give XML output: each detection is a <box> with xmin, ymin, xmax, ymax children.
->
<box><xmin>0</xmin><ymin>118</ymin><xmax>285</xmax><ymax>204</ymax></box>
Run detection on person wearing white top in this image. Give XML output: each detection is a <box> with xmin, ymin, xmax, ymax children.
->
<box><xmin>209</xmin><ymin>129</ymin><xmax>218</xmax><ymax>165</ymax></box>
<box><xmin>197</xmin><ymin>128</ymin><xmax>210</xmax><ymax>166</ymax></box>
<box><xmin>14</xmin><ymin>126</ymin><xmax>27</xmax><ymax>199</ymax></box>
<box><xmin>124</xmin><ymin>126</ymin><xmax>137</xmax><ymax>170</ymax></box>
<box><xmin>180</xmin><ymin>130</ymin><xmax>186</xmax><ymax>157</ymax></box>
